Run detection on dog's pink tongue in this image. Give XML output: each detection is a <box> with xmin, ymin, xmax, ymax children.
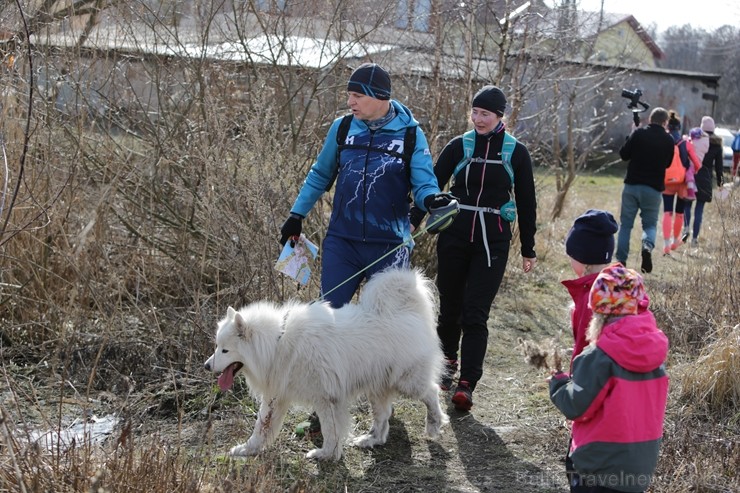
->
<box><xmin>218</xmin><ymin>365</ymin><xmax>235</xmax><ymax>391</ymax></box>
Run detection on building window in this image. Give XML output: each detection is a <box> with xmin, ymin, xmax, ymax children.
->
<box><xmin>395</xmin><ymin>0</ymin><xmax>431</xmax><ymax>32</ymax></box>
<box><xmin>254</xmin><ymin>0</ymin><xmax>287</xmax><ymax>13</ymax></box>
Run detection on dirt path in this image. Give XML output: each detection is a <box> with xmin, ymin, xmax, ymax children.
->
<box><xmin>355</xmin><ymin>326</ymin><xmax>570</xmax><ymax>493</ymax></box>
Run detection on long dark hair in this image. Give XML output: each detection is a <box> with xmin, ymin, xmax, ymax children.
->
<box><xmin>667</xmin><ymin>110</ymin><xmax>681</xmax><ymax>132</ymax></box>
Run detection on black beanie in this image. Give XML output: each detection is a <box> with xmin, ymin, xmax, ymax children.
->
<box><xmin>472</xmin><ymin>85</ymin><xmax>507</xmax><ymax>116</ymax></box>
<box><xmin>347</xmin><ymin>63</ymin><xmax>391</xmax><ymax>100</ymax></box>
<box><xmin>565</xmin><ymin>209</ymin><xmax>618</xmax><ymax>265</ymax></box>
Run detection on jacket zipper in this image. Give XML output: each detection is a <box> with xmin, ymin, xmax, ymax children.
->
<box><xmin>362</xmin><ymin>130</ymin><xmax>376</xmax><ymax>241</ymax></box>
<box><xmin>469</xmin><ymin>138</ymin><xmax>491</xmax><ymax>242</ymax></box>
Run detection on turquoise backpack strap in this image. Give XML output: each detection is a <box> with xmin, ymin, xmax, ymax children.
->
<box><xmin>501</xmin><ymin>132</ymin><xmax>516</xmax><ymax>185</ymax></box>
<box><xmin>452</xmin><ymin>129</ymin><xmax>477</xmax><ymax>178</ymax></box>
<box><xmin>453</xmin><ymin>130</ymin><xmax>517</xmax><ymax>185</ymax></box>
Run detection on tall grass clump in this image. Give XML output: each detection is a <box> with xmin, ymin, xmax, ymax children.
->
<box><xmin>680</xmin><ymin>323</ymin><xmax>740</xmax><ymax>416</ymax></box>
<box><xmin>647</xmin><ymin>191</ymin><xmax>740</xmax><ymax>492</ymax></box>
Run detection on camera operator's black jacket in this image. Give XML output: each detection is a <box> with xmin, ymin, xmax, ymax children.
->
<box><xmin>619</xmin><ymin>123</ymin><xmax>674</xmax><ymax>192</ymax></box>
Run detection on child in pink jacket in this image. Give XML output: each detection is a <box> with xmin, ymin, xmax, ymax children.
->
<box><xmin>550</xmin><ymin>263</ymin><xmax>669</xmax><ymax>492</ymax></box>
<box><xmin>682</xmin><ymin>129</ymin><xmax>707</xmax><ymax>201</ymax></box>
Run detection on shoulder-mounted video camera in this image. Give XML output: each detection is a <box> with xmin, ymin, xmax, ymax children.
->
<box><xmin>621</xmin><ymin>88</ymin><xmax>649</xmax><ymax>126</ymax></box>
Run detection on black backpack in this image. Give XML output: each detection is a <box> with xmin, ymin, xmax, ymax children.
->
<box><xmin>325</xmin><ymin>114</ymin><xmax>417</xmax><ymax>193</ymax></box>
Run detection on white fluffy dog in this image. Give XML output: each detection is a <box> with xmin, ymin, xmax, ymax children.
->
<box><xmin>204</xmin><ymin>268</ymin><xmax>448</xmax><ymax>460</ymax></box>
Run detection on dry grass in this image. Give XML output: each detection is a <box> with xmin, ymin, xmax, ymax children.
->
<box><xmin>680</xmin><ymin>324</ymin><xmax>740</xmax><ymax>417</ymax></box>
<box><xmin>3</xmin><ymin>168</ymin><xmax>738</xmax><ymax>492</ymax></box>
<box><xmin>2</xmin><ymin>57</ymin><xmax>739</xmax><ymax>491</ymax></box>
<box><xmin>517</xmin><ymin>335</ymin><xmax>566</xmax><ymax>373</ymax></box>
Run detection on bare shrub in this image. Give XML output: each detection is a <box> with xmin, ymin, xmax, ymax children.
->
<box><xmin>517</xmin><ymin>334</ymin><xmax>565</xmax><ymax>373</ymax></box>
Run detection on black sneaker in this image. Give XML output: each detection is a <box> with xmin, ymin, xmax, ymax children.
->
<box><xmin>452</xmin><ymin>380</ymin><xmax>473</xmax><ymax>411</ymax></box>
<box><xmin>440</xmin><ymin>359</ymin><xmax>458</xmax><ymax>391</ymax></box>
<box><xmin>641</xmin><ymin>246</ymin><xmax>653</xmax><ymax>274</ymax></box>
<box><xmin>681</xmin><ymin>231</ymin><xmax>690</xmax><ymax>244</ymax></box>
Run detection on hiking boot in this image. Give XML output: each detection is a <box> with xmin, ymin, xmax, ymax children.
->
<box><xmin>681</xmin><ymin>231</ymin><xmax>690</xmax><ymax>244</ymax></box>
<box><xmin>452</xmin><ymin>380</ymin><xmax>473</xmax><ymax>411</ymax></box>
<box><xmin>440</xmin><ymin>359</ymin><xmax>458</xmax><ymax>391</ymax></box>
<box><xmin>641</xmin><ymin>246</ymin><xmax>653</xmax><ymax>274</ymax></box>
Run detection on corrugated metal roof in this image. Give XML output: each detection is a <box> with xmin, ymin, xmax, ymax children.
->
<box><xmin>28</xmin><ymin>9</ymin><xmax>715</xmax><ymax>82</ymax></box>
<box><xmin>31</xmin><ymin>30</ymin><xmax>395</xmax><ymax>69</ymax></box>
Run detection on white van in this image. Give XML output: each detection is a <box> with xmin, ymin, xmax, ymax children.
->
<box><xmin>714</xmin><ymin>127</ymin><xmax>735</xmax><ymax>169</ymax></box>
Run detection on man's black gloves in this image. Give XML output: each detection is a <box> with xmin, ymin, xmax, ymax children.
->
<box><xmin>422</xmin><ymin>192</ymin><xmax>459</xmax><ymax>234</ymax></box>
<box><xmin>279</xmin><ymin>213</ymin><xmax>304</xmax><ymax>246</ymax></box>
<box><xmin>423</xmin><ymin>192</ymin><xmax>455</xmax><ymax>211</ymax></box>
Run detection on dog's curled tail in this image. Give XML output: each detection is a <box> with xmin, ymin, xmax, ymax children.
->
<box><xmin>360</xmin><ymin>268</ymin><xmax>437</xmax><ymax>318</ymax></box>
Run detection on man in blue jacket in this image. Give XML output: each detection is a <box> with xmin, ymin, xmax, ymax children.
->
<box><xmin>280</xmin><ymin>63</ymin><xmax>452</xmax><ymax>308</ymax></box>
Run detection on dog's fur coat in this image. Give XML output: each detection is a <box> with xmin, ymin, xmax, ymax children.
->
<box><xmin>204</xmin><ymin>268</ymin><xmax>448</xmax><ymax>460</ymax></box>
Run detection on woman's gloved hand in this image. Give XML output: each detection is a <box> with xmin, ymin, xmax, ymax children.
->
<box><xmin>423</xmin><ymin>192</ymin><xmax>456</xmax><ymax>211</ymax></box>
<box><xmin>423</xmin><ymin>193</ymin><xmax>459</xmax><ymax>234</ymax></box>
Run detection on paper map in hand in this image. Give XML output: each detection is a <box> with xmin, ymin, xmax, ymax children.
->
<box><xmin>275</xmin><ymin>234</ymin><xmax>319</xmax><ymax>285</ymax></box>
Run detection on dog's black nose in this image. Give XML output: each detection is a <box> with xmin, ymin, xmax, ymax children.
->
<box><xmin>204</xmin><ymin>362</ymin><xmax>211</xmax><ymax>371</ymax></box>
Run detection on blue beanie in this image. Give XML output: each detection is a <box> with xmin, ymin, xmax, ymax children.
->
<box><xmin>347</xmin><ymin>63</ymin><xmax>391</xmax><ymax>100</ymax></box>
<box><xmin>565</xmin><ymin>209</ymin><xmax>618</xmax><ymax>265</ymax></box>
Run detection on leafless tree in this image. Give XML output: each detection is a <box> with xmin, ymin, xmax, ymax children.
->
<box><xmin>659</xmin><ymin>24</ymin><xmax>740</xmax><ymax>125</ymax></box>
<box><xmin>0</xmin><ymin>0</ymin><xmax>638</xmax><ymax>333</ymax></box>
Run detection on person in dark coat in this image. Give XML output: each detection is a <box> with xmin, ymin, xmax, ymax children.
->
<box><xmin>615</xmin><ymin>107</ymin><xmax>674</xmax><ymax>273</ymax></box>
<box><xmin>410</xmin><ymin>85</ymin><xmax>537</xmax><ymax>412</ymax></box>
<box><xmin>684</xmin><ymin>116</ymin><xmax>724</xmax><ymax>247</ymax></box>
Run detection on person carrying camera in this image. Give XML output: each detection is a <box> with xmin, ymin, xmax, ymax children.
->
<box><xmin>615</xmin><ymin>107</ymin><xmax>674</xmax><ymax>273</ymax></box>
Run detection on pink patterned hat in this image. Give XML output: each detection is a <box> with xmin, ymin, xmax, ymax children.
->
<box><xmin>589</xmin><ymin>263</ymin><xmax>646</xmax><ymax>316</ymax></box>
